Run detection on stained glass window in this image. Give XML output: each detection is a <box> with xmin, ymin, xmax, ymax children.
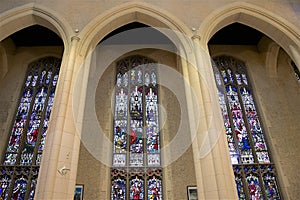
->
<box><xmin>111</xmin><ymin>55</ymin><xmax>163</xmax><ymax>200</ymax></box>
<box><xmin>212</xmin><ymin>56</ymin><xmax>281</xmax><ymax>199</ymax></box>
<box><xmin>0</xmin><ymin>57</ymin><xmax>61</xmax><ymax>199</ymax></box>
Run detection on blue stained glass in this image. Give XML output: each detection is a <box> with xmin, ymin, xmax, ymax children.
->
<box><xmin>263</xmin><ymin>174</ymin><xmax>280</xmax><ymax>200</ymax></box>
<box><xmin>236</xmin><ymin>73</ymin><xmax>242</xmax><ymax>85</ymax></box>
<box><xmin>227</xmin><ymin>69</ymin><xmax>234</xmax><ymax>82</ymax></box>
<box><xmin>45</xmin><ymin>70</ymin><xmax>52</xmax><ymax>85</ymax></box>
<box><xmin>146</xmin><ymin>123</ymin><xmax>159</xmax><ymax>153</ymax></box>
<box><xmin>11</xmin><ymin>177</ymin><xmax>27</xmax><ymax>200</ymax></box>
<box><xmin>7</xmin><ymin>89</ymin><xmax>33</xmax><ymax>153</ymax></box>
<box><xmin>235</xmin><ymin>176</ymin><xmax>245</xmax><ymax>199</ymax></box>
<box><xmin>147</xmin><ymin>177</ymin><xmax>162</xmax><ymax>200</ymax></box>
<box><xmin>1</xmin><ymin>57</ymin><xmax>61</xmax><ymax>198</ymax></box>
<box><xmin>0</xmin><ymin>175</ymin><xmax>11</xmax><ymax>199</ymax></box>
<box><xmin>25</xmin><ymin>74</ymin><xmax>32</xmax><ymax>87</ymax></box>
<box><xmin>31</xmin><ymin>72</ymin><xmax>38</xmax><ymax>87</ymax></box>
<box><xmin>130</xmin><ymin>177</ymin><xmax>144</xmax><ymax>200</ymax></box>
<box><xmin>226</xmin><ymin>85</ymin><xmax>253</xmax><ymax>164</ymax></box>
<box><xmin>240</xmin><ymin>87</ymin><xmax>270</xmax><ymax>163</ymax></box>
<box><xmin>114</xmin><ymin>120</ymin><xmax>127</xmax><ymax>153</ymax></box>
<box><xmin>112</xmin><ymin>178</ymin><xmax>126</xmax><ymax>200</ymax></box>
<box><xmin>221</xmin><ymin>68</ymin><xmax>228</xmax><ymax>83</ymax></box>
<box><xmin>29</xmin><ymin>177</ymin><xmax>37</xmax><ymax>200</ymax></box>
<box><xmin>217</xmin><ymin>90</ymin><xmax>239</xmax><ymax>164</ymax></box>
<box><xmin>213</xmin><ymin>56</ymin><xmax>281</xmax><ymax>200</ymax></box>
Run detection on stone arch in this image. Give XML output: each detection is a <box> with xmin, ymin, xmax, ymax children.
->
<box><xmin>0</xmin><ymin>3</ymin><xmax>72</xmax><ymax>48</ymax></box>
<box><xmin>199</xmin><ymin>2</ymin><xmax>300</xmax><ymax>69</ymax></box>
<box><xmin>78</xmin><ymin>2</ymin><xmax>193</xmax><ymax>58</ymax></box>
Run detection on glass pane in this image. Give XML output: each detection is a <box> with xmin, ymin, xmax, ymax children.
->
<box><xmin>1</xmin><ymin>57</ymin><xmax>61</xmax><ymax>198</ymax></box>
<box><xmin>114</xmin><ymin>120</ymin><xmax>127</xmax><ymax>153</ymax></box>
<box><xmin>0</xmin><ymin>175</ymin><xmax>11</xmax><ymax>199</ymax></box>
<box><xmin>11</xmin><ymin>176</ymin><xmax>27</xmax><ymax>200</ymax></box>
<box><xmin>240</xmin><ymin>87</ymin><xmax>270</xmax><ymax>164</ymax></box>
<box><xmin>246</xmin><ymin>173</ymin><xmax>263</xmax><ymax>200</ymax></box>
<box><xmin>212</xmin><ymin>56</ymin><xmax>281</xmax><ymax>200</ymax></box>
<box><xmin>226</xmin><ymin>85</ymin><xmax>253</xmax><ymax>164</ymax></box>
<box><xmin>130</xmin><ymin>86</ymin><xmax>143</xmax><ymax>120</ymax></box>
<box><xmin>263</xmin><ymin>173</ymin><xmax>280</xmax><ymax>200</ymax></box>
<box><xmin>112</xmin><ymin>56</ymin><xmax>162</xmax><ymax>199</ymax></box>
<box><xmin>146</xmin><ymin>87</ymin><xmax>159</xmax><ymax>153</ymax></box>
<box><xmin>112</xmin><ymin>178</ymin><xmax>126</xmax><ymax>200</ymax></box>
<box><xmin>217</xmin><ymin>89</ymin><xmax>239</xmax><ymax>164</ymax></box>
<box><xmin>235</xmin><ymin>175</ymin><xmax>246</xmax><ymax>199</ymax></box>
<box><xmin>147</xmin><ymin>176</ymin><xmax>162</xmax><ymax>200</ymax></box>
<box><xmin>130</xmin><ymin>177</ymin><xmax>144</xmax><ymax>200</ymax></box>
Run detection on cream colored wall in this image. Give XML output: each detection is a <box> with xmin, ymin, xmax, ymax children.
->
<box><xmin>0</xmin><ymin>39</ymin><xmax>63</xmax><ymax>162</ymax></box>
<box><xmin>0</xmin><ymin>0</ymin><xmax>298</xmax><ymax>36</ymax></box>
<box><xmin>0</xmin><ymin>1</ymin><xmax>299</xmax><ymax>199</ymax></box>
<box><xmin>76</xmin><ymin>48</ymin><xmax>197</xmax><ymax>200</ymax></box>
<box><xmin>209</xmin><ymin>44</ymin><xmax>300</xmax><ymax>200</ymax></box>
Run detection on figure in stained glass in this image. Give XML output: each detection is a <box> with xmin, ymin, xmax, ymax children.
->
<box><xmin>263</xmin><ymin>174</ymin><xmax>280</xmax><ymax>200</ymax></box>
<box><xmin>212</xmin><ymin>55</ymin><xmax>281</xmax><ymax>199</ymax></box>
<box><xmin>130</xmin><ymin>120</ymin><xmax>143</xmax><ymax>153</ymax></box>
<box><xmin>148</xmin><ymin>177</ymin><xmax>162</xmax><ymax>200</ymax></box>
<box><xmin>130</xmin><ymin>177</ymin><xmax>144</xmax><ymax>200</ymax></box>
<box><xmin>0</xmin><ymin>176</ymin><xmax>10</xmax><ymax>199</ymax></box>
<box><xmin>0</xmin><ymin>57</ymin><xmax>61</xmax><ymax>198</ymax></box>
<box><xmin>11</xmin><ymin>177</ymin><xmax>27</xmax><ymax>200</ymax></box>
<box><xmin>246</xmin><ymin>175</ymin><xmax>262</xmax><ymax>200</ymax></box>
<box><xmin>115</xmin><ymin>89</ymin><xmax>128</xmax><ymax>119</ymax></box>
<box><xmin>112</xmin><ymin>55</ymin><xmax>162</xmax><ymax>199</ymax></box>
<box><xmin>112</xmin><ymin>178</ymin><xmax>126</xmax><ymax>200</ymax></box>
<box><xmin>114</xmin><ymin>121</ymin><xmax>127</xmax><ymax>153</ymax></box>
<box><xmin>130</xmin><ymin>86</ymin><xmax>143</xmax><ymax>119</ymax></box>
<box><xmin>235</xmin><ymin>176</ymin><xmax>245</xmax><ymax>199</ymax></box>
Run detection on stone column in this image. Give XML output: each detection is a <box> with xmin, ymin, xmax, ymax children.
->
<box><xmin>35</xmin><ymin>36</ymin><xmax>81</xmax><ymax>199</ymax></box>
<box><xmin>184</xmin><ymin>34</ymin><xmax>237</xmax><ymax>199</ymax></box>
<box><xmin>178</xmin><ymin>46</ymin><xmax>202</xmax><ymax>197</ymax></box>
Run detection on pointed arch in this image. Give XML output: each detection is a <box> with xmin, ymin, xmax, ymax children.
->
<box><xmin>0</xmin><ymin>3</ymin><xmax>72</xmax><ymax>48</ymax></box>
<box><xmin>78</xmin><ymin>2</ymin><xmax>193</xmax><ymax>57</ymax></box>
<box><xmin>199</xmin><ymin>2</ymin><xmax>300</xmax><ymax>68</ymax></box>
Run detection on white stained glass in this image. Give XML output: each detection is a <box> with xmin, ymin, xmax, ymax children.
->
<box><xmin>113</xmin><ymin>154</ymin><xmax>126</xmax><ymax>167</ymax></box>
